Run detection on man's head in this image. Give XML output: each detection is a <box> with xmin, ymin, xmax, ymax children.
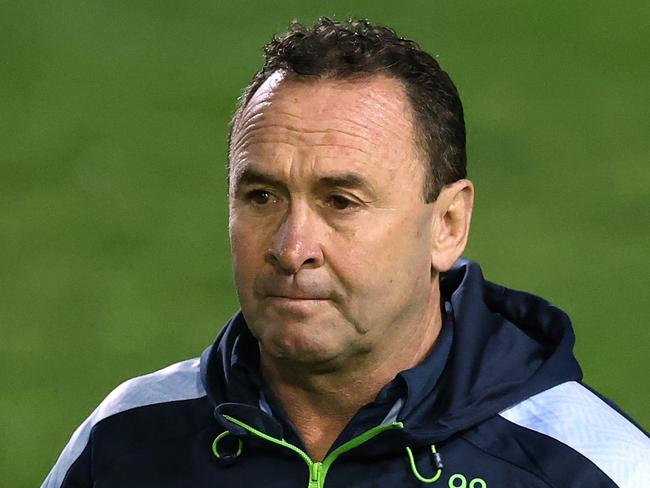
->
<box><xmin>227</xmin><ymin>18</ymin><xmax>473</xmax><ymax>369</ymax></box>
<box><xmin>229</xmin><ymin>17</ymin><xmax>467</xmax><ymax>203</ymax></box>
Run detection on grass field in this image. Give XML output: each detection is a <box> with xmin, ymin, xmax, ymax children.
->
<box><xmin>1</xmin><ymin>1</ymin><xmax>648</xmax><ymax>485</ymax></box>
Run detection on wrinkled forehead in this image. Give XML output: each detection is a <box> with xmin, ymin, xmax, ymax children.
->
<box><xmin>231</xmin><ymin>70</ymin><xmax>286</xmax><ymax>136</ymax></box>
<box><xmin>230</xmin><ymin>71</ymin><xmax>421</xmax><ymax>156</ymax></box>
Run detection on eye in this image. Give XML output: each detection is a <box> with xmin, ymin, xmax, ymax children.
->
<box><xmin>245</xmin><ymin>189</ymin><xmax>275</xmax><ymax>205</ymax></box>
<box><xmin>327</xmin><ymin>194</ymin><xmax>356</xmax><ymax>210</ymax></box>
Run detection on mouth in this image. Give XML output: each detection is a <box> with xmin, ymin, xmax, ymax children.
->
<box><xmin>258</xmin><ymin>279</ymin><xmax>334</xmax><ymax>307</ymax></box>
<box><xmin>266</xmin><ymin>295</ymin><xmax>328</xmax><ymax>301</ymax></box>
<box><xmin>264</xmin><ymin>295</ymin><xmax>330</xmax><ymax>314</ymax></box>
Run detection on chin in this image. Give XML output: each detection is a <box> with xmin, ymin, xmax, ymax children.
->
<box><xmin>261</xmin><ymin>321</ymin><xmax>349</xmax><ymax>368</ymax></box>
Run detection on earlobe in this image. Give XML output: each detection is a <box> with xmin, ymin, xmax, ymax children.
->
<box><xmin>430</xmin><ymin>179</ymin><xmax>474</xmax><ymax>272</ymax></box>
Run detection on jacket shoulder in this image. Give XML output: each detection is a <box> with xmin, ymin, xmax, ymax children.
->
<box><xmin>42</xmin><ymin>358</ymin><xmax>207</xmax><ymax>488</ymax></box>
<box><xmin>91</xmin><ymin>357</ymin><xmax>205</xmax><ymax>418</ymax></box>
<box><xmin>499</xmin><ymin>381</ymin><xmax>650</xmax><ymax>488</ymax></box>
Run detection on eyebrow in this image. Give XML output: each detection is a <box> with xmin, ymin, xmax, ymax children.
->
<box><xmin>233</xmin><ymin>168</ymin><xmax>374</xmax><ymax>194</ymax></box>
<box><xmin>319</xmin><ymin>174</ymin><xmax>367</xmax><ymax>190</ymax></box>
<box><xmin>234</xmin><ymin>168</ymin><xmax>285</xmax><ymax>190</ymax></box>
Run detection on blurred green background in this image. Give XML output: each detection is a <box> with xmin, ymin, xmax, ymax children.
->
<box><xmin>1</xmin><ymin>0</ymin><xmax>648</xmax><ymax>484</ymax></box>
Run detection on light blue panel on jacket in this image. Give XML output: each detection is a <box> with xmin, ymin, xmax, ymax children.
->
<box><xmin>499</xmin><ymin>381</ymin><xmax>650</xmax><ymax>488</ymax></box>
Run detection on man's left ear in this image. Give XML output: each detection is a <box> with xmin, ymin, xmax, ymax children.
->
<box><xmin>430</xmin><ymin>179</ymin><xmax>474</xmax><ymax>272</ymax></box>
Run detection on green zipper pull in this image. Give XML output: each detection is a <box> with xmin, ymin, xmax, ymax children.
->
<box><xmin>308</xmin><ymin>461</ymin><xmax>324</xmax><ymax>488</ymax></box>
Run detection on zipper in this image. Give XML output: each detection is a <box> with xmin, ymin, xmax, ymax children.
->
<box><xmin>223</xmin><ymin>414</ymin><xmax>404</xmax><ymax>488</ymax></box>
<box><xmin>309</xmin><ymin>462</ymin><xmax>323</xmax><ymax>488</ymax></box>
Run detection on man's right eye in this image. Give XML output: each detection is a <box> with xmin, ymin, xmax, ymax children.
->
<box><xmin>245</xmin><ymin>190</ymin><xmax>273</xmax><ymax>205</ymax></box>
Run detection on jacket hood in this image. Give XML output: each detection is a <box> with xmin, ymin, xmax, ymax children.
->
<box><xmin>200</xmin><ymin>258</ymin><xmax>582</xmax><ymax>444</ymax></box>
<box><xmin>401</xmin><ymin>258</ymin><xmax>582</xmax><ymax>441</ymax></box>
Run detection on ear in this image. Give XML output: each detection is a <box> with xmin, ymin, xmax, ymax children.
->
<box><xmin>430</xmin><ymin>179</ymin><xmax>474</xmax><ymax>272</ymax></box>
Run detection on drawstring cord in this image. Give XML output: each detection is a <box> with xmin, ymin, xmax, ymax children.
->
<box><xmin>212</xmin><ymin>430</ymin><xmax>444</xmax><ymax>486</ymax></box>
<box><xmin>405</xmin><ymin>444</ymin><xmax>443</xmax><ymax>483</ymax></box>
<box><xmin>212</xmin><ymin>431</ymin><xmax>243</xmax><ymax>463</ymax></box>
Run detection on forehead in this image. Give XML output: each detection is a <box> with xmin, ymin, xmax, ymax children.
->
<box><xmin>229</xmin><ymin>72</ymin><xmax>424</xmax><ymax>187</ymax></box>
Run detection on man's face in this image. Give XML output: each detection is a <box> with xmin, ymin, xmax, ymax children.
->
<box><xmin>228</xmin><ymin>73</ymin><xmax>438</xmax><ymax>368</ymax></box>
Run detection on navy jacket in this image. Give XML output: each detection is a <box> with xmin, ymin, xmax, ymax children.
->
<box><xmin>43</xmin><ymin>259</ymin><xmax>649</xmax><ymax>487</ymax></box>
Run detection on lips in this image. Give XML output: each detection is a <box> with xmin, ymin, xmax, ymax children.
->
<box><xmin>258</xmin><ymin>279</ymin><xmax>332</xmax><ymax>301</ymax></box>
<box><xmin>266</xmin><ymin>293</ymin><xmax>328</xmax><ymax>301</ymax></box>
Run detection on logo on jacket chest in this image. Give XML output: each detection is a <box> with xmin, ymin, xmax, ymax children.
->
<box><xmin>446</xmin><ymin>473</ymin><xmax>487</xmax><ymax>488</ymax></box>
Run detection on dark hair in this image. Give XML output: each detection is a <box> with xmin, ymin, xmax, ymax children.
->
<box><xmin>228</xmin><ymin>17</ymin><xmax>466</xmax><ymax>202</ymax></box>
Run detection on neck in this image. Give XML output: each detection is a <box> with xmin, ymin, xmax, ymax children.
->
<box><xmin>260</xmin><ymin>280</ymin><xmax>442</xmax><ymax>461</ymax></box>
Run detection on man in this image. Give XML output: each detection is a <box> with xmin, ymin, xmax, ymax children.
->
<box><xmin>43</xmin><ymin>18</ymin><xmax>648</xmax><ymax>487</ymax></box>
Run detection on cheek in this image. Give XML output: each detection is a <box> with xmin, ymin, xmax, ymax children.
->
<box><xmin>229</xmin><ymin>224</ymin><xmax>264</xmax><ymax>283</ymax></box>
<box><xmin>333</xmin><ymin>215</ymin><xmax>431</xmax><ymax>290</ymax></box>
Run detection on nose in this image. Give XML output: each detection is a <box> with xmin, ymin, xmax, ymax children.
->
<box><xmin>266</xmin><ymin>203</ymin><xmax>325</xmax><ymax>274</ymax></box>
